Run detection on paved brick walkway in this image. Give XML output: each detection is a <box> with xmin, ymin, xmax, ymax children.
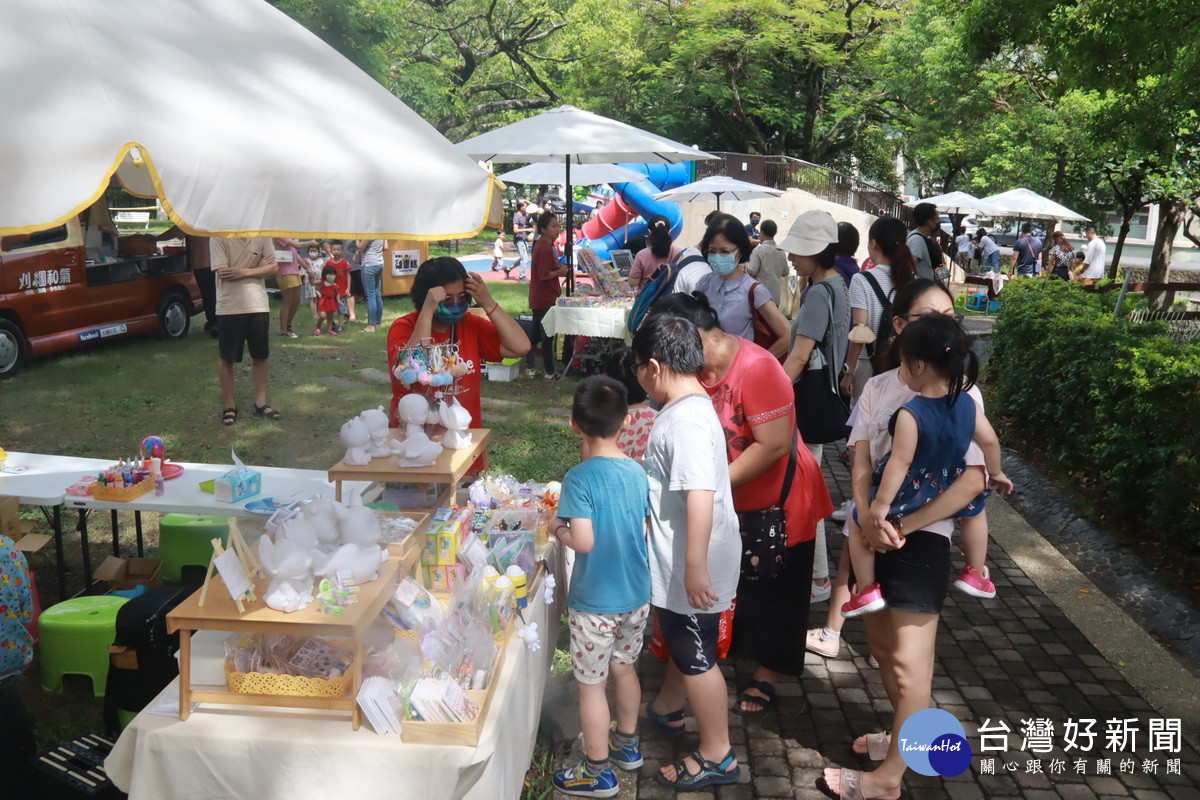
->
<box><xmin>552</xmin><ymin>446</ymin><xmax>1200</xmax><ymax>799</ymax></box>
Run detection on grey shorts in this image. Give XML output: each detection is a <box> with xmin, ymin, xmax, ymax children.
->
<box><xmin>568</xmin><ymin>605</ymin><xmax>649</xmax><ymax>684</ymax></box>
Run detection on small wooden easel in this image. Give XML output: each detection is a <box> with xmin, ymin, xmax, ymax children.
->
<box><xmin>198</xmin><ymin>518</ymin><xmax>264</xmax><ymax>612</ymax></box>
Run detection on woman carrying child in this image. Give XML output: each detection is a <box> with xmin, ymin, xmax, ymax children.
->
<box><xmin>818</xmin><ymin>295</ymin><xmax>1012</xmax><ymax>800</ymax></box>
<box><xmin>647</xmin><ymin>293</ymin><xmax>832</xmax><ymax>719</ymax></box>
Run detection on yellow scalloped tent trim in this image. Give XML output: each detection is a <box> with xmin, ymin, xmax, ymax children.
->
<box><xmin>2</xmin><ymin>142</ymin><xmax>504</xmax><ymax>240</ymax></box>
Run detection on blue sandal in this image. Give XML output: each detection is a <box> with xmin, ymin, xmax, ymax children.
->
<box><xmin>655</xmin><ymin>748</ymin><xmax>740</xmax><ymax>790</ymax></box>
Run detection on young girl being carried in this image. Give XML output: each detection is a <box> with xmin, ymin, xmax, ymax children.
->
<box><xmin>843</xmin><ymin>313</ymin><xmax>1012</xmax><ymax>617</ymax></box>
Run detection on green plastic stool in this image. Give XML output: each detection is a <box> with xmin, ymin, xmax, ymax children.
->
<box><xmin>158</xmin><ymin>514</ymin><xmax>230</xmax><ymax>582</ymax></box>
<box><xmin>38</xmin><ymin>595</ymin><xmax>129</xmax><ymax>697</ymax></box>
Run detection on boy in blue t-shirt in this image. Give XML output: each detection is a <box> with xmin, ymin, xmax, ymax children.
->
<box><xmin>552</xmin><ymin>376</ymin><xmax>651</xmax><ymax>798</ymax></box>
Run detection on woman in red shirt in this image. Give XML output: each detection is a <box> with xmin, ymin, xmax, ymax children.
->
<box><xmin>388</xmin><ymin>258</ymin><xmax>530</xmax><ymax>432</ymax></box>
<box><xmin>651</xmin><ymin>293</ymin><xmax>832</xmax><ymax>717</ymax></box>
<box><xmin>527</xmin><ymin>211</ymin><xmax>570</xmax><ymax>378</ymax></box>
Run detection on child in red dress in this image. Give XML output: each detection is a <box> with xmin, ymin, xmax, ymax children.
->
<box><xmin>315</xmin><ymin>265</ymin><xmax>340</xmax><ymax>335</ymax></box>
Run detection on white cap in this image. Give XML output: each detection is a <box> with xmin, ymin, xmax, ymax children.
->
<box><xmin>778</xmin><ymin>210</ymin><xmax>839</xmax><ymax>256</ymax></box>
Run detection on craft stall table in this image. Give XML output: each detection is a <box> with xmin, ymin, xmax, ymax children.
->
<box><xmin>168</xmin><ymin>555</ymin><xmax>409</xmax><ymax>729</ymax></box>
<box><xmin>105</xmin><ymin>541</ymin><xmax>566</xmax><ymax>800</ymax></box>
<box><xmin>327</xmin><ymin>428</ymin><xmax>492</xmax><ymax>509</ymax></box>
<box><xmin>541</xmin><ymin>302</ymin><xmax>633</xmax><ymax>376</ymax></box>
<box><xmin>0</xmin><ymin>452</ymin><xmax>372</xmax><ymax>600</ymax></box>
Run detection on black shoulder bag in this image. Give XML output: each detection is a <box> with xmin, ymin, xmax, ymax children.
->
<box><xmin>794</xmin><ymin>281</ymin><xmax>851</xmax><ymax>445</ymax></box>
<box><xmin>738</xmin><ymin>434</ymin><xmax>798</xmax><ymax>581</ymax></box>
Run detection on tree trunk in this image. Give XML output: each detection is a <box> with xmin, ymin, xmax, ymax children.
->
<box><xmin>1107</xmin><ymin>205</ymin><xmax>1135</xmax><ymax>280</ymax></box>
<box><xmin>1147</xmin><ymin>198</ymin><xmax>1185</xmax><ymax>311</ymax></box>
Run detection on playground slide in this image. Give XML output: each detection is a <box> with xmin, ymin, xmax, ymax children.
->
<box><xmin>578</xmin><ymin>162</ymin><xmax>693</xmax><ymax>260</ymax></box>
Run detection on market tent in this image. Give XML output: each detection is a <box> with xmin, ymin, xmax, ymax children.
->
<box><xmin>457</xmin><ymin>105</ymin><xmax>715</xmax><ymax>286</ymax></box>
<box><xmin>0</xmin><ymin>0</ymin><xmax>502</xmax><ymax>239</ymax></box>
<box><xmin>497</xmin><ymin>163</ymin><xmax>647</xmax><ymax>186</ymax></box>
<box><xmin>905</xmin><ymin>191</ymin><xmax>1005</xmax><ymax>218</ymax></box>
<box><xmin>653</xmin><ymin>175</ymin><xmax>783</xmax><ymax>210</ymax></box>
<box><xmin>979</xmin><ymin>188</ymin><xmax>1090</xmax><ymax>223</ymax></box>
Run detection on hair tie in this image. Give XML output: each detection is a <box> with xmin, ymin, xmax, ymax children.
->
<box><xmin>945</xmin><ymin>346</ymin><xmax>951</xmax><ymax>352</ymax></box>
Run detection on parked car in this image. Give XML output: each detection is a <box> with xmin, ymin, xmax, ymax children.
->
<box><xmin>940</xmin><ymin>214</ymin><xmax>978</xmax><ymax>236</ymax></box>
<box><xmin>0</xmin><ymin>208</ymin><xmax>201</xmax><ymax>377</ymax></box>
<box><xmin>987</xmin><ymin>224</ymin><xmax>1047</xmax><ymax>249</ymax></box>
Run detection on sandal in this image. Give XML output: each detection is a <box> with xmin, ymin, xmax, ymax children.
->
<box><xmin>732</xmin><ymin>679</ymin><xmax>776</xmax><ymax>717</ymax></box>
<box><xmin>221</xmin><ymin>407</ymin><xmax>238</xmax><ymax>426</ymax></box>
<box><xmin>852</xmin><ymin>731</ymin><xmax>891</xmax><ymax>761</ymax></box>
<box><xmin>253</xmin><ymin>403</ymin><xmax>282</xmax><ymax>421</ymax></box>
<box><xmin>640</xmin><ymin>702</ymin><xmax>685</xmax><ymax>737</ymax></box>
<box><xmin>817</xmin><ymin>767</ymin><xmax>907</xmax><ymax>800</ymax></box>
<box><xmin>655</xmin><ymin>749</ymin><xmax>740</xmax><ymax>790</ymax></box>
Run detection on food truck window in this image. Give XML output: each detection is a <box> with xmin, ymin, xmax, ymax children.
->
<box><xmin>2</xmin><ymin>225</ymin><xmax>69</xmax><ymax>252</ymax></box>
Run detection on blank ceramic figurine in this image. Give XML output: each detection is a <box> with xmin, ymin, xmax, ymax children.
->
<box><xmin>301</xmin><ymin>497</ymin><xmax>343</xmax><ymax>551</ymax></box>
<box><xmin>340</xmin><ymin>416</ymin><xmax>372</xmax><ymax>466</ymax></box>
<box><xmin>397</xmin><ymin>394</ymin><xmax>430</xmax><ymax>440</ymax></box>
<box><xmin>312</xmin><ymin>542</ymin><xmax>388</xmax><ymax>584</ymax></box>
<box><xmin>340</xmin><ymin>489</ymin><xmax>382</xmax><ymax>546</ymax></box>
<box><xmin>258</xmin><ymin>536</ymin><xmax>315</xmax><ymax>612</ymax></box>
<box><xmin>359</xmin><ymin>406</ymin><xmax>396</xmax><ymax>458</ymax></box>
<box><xmin>442</xmin><ymin>397</ymin><xmax>474</xmax><ymax>449</ymax></box>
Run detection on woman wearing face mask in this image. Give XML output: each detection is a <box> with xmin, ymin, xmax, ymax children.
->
<box><xmin>527</xmin><ymin>211</ymin><xmax>571</xmax><ymax>378</ymax></box>
<box><xmin>387</xmin><ymin>257</ymin><xmax>530</xmax><ymax>431</ymax></box>
<box><xmin>694</xmin><ymin>215</ymin><xmax>792</xmax><ymax>359</ymax></box>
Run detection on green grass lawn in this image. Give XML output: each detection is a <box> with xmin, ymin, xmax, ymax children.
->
<box><xmin>4</xmin><ymin>283</ymin><xmax>583</xmax><ymax>759</ymax></box>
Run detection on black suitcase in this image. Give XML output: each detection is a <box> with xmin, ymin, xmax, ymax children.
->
<box><xmin>102</xmin><ymin>587</ymin><xmax>193</xmax><ymax>736</ymax></box>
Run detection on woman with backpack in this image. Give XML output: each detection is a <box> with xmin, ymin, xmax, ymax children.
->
<box><xmin>839</xmin><ymin>216</ymin><xmax>916</xmax><ymax>404</ymax></box>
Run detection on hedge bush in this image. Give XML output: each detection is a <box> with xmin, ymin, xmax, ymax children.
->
<box><xmin>989</xmin><ymin>280</ymin><xmax>1200</xmax><ymax>551</ymax></box>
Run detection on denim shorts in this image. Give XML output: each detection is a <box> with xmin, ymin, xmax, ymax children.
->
<box><xmin>850</xmin><ymin>530</ymin><xmax>950</xmax><ymax>615</ymax></box>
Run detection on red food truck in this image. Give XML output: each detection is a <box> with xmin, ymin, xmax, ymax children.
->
<box><xmin>0</xmin><ymin>202</ymin><xmax>201</xmax><ymax>377</ymax></box>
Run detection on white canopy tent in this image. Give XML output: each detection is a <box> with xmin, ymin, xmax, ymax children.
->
<box><xmin>906</xmin><ymin>191</ymin><xmax>1006</xmax><ymax>218</ymax></box>
<box><xmin>0</xmin><ymin>0</ymin><xmax>502</xmax><ymax>239</ymax></box>
<box><xmin>497</xmin><ymin>162</ymin><xmax>646</xmax><ymax>186</ymax></box>
<box><xmin>458</xmin><ymin>105</ymin><xmax>715</xmax><ymax>289</ymax></box>
<box><xmin>653</xmin><ymin>175</ymin><xmax>783</xmax><ymax>210</ymax></box>
<box><xmin>979</xmin><ymin>188</ymin><xmax>1090</xmax><ymax>223</ymax></box>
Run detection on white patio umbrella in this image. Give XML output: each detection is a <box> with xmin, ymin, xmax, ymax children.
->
<box><xmin>0</xmin><ymin>0</ymin><xmax>502</xmax><ymax>239</ymax></box>
<box><xmin>906</xmin><ymin>191</ymin><xmax>1005</xmax><ymax>218</ymax></box>
<box><xmin>457</xmin><ymin>105</ymin><xmax>715</xmax><ymax>286</ymax></box>
<box><xmin>498</xmin><ymin>162</ymin><xmax>646</xmax><ymax>186</ymax></box>
<box><xmin>653</xmin><ymin>175</ymin><xmax>783</xmax><ymax>210</ymax></box>
<box><xmin>979</xmin><ymin>188</ymin><xmax>1090</xmax><ymax>222</ymax></box>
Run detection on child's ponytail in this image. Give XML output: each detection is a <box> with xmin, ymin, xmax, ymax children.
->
<box><xmin>896</xmin><ymin>314</ymin><xmax>976</xmax><ymax>406</ymax></box>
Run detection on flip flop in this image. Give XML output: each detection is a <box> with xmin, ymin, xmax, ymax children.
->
<box><xmin>732</xmin><ymin>679</ymin><xmax>776</xmax><ymax>717</ymax></box>
<box><xmin>655</xmin><ymin>749</ymin><xmax>740</xmax><ymax>790</ymax></box>
<box><xmin>640</xmin><ymin>702</ymin><xmax>685</xmax><ymax>737</ymax></box>
<box><xmin>221</xmin><ymin>407</ymin><xmax>238</xmax><ymax>426</ymax></box>
<box><xmin>253</xmin><ymin>403</ymin><xmax>282</xmax><ymax>421</ymax></box>
<box><xmin>852</xmin><ymin>731</ymin><xmax>891</xmax><ymax>761</ymax></box>
<box><xmin>817</xmin><ymin>767</ymin><xmax>907</xmax><ymax>800</ymax></box>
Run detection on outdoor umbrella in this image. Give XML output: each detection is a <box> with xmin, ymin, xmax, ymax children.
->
<box><xmin>906</xmin><ymin>191</ymin><xmax>1005</xmax><ymax>218</ymax></box>
<box><xmin>497</xmin><ymin>162</ymin><xmax>647</xmax><ymax>186</ymax></box>
<box><xmin>0</xmin><ymin>0</ymin><xmax>502</xmax><ymax>239</ymax></box>
<box><xmin>457</xmin><ymin>105</ymin><xmax>715</xmax><ymax>287</ymax></box>
<box><xmin>979</xmin><ymin>188</ymin><xmax>1090</xmax><ymax>223</ymax></box>
<box><xmin>653</xmin><ymin>175</ymin><xmax>783</xmax><ymax>210</ymax></box>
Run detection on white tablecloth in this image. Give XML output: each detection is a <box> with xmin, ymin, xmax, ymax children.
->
<box><xmin>542</xmin><ymin>304</ymin><xmax>631</xmax><ymax>340</ymax></box>
<box><xmin>105</xmin><ymin>543</ymin><xmax>566</xmax><ymax>800</ymax></box>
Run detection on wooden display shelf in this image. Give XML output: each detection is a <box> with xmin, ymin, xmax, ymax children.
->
<box><xmin>167</xmin><ymin>535</ymin><xmax>417</xmax><ymax>730</ymax></box>
<box><xmin>327</xmin><ymin>429</ymin><xmax>492</xmax><ymax>503</ymax></box>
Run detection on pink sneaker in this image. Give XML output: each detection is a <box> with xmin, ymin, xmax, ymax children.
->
<box><xmin>841</xmin><ymin>583</ymin><xmax>887</xmax><ymax>618</ymax></box>
<box><xmin>313</xmin><ymin>326</ymin><xmax>323</xmax><ymax>335</ymax></box>
<box><xmin>954</xmin><ymin>565</ymin><xmax>997</xmax><ymax>599</ymax></box>
<box><xmin>327</xmin><ymin>328</ymin><xmax>339</xmax><ymax>336</ymax></box>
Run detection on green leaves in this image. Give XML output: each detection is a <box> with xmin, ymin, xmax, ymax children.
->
<box><xmin>991</xmin><ymin>280</ymin><xmax>1200</xmax><ymax>550</ymax></box>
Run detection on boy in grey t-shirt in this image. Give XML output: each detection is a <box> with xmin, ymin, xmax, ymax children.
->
<box><xmin>631</xmin><ymin>313</ymin><xmax>741</xmax><ymax>791</ymax></box>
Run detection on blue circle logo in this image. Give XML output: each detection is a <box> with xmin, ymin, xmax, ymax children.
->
<box><xmin>896</xmin><ymin>708</ymin><xmax>972</xmax><ymax>776</ymax></box>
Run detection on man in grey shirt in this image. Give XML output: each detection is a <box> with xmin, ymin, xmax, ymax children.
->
<box><xmin>906</xmin><ymin>201</ymin><xmax>941</xmax><ymax>281</ymax></box>
<box><xmin>746</xmin><ymin>219</ymin><xmax>789</xmax><ymax>305</ymax></box>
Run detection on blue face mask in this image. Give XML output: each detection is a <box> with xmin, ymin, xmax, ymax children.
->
<box><xmin>707</xmin><ymin>252</ymin><xmax>738</xmax><ymax>275</ymax></box>
<box><xmin>434</xmin><ymin>301</ymin><xmax>470</xmax><ymax>325</ymax></box>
